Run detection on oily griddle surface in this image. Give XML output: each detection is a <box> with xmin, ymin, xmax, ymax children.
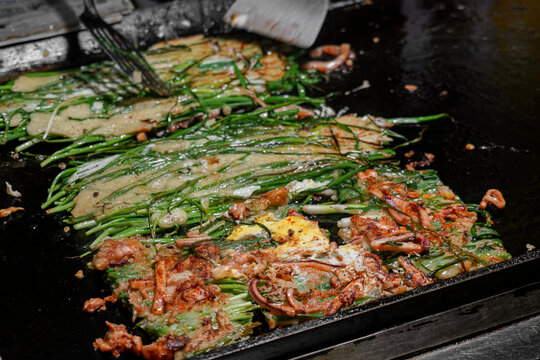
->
<box><xmin>1</xmin><ymin>1</ymin><xmax>539</xmax><ymax>359</ymax></box>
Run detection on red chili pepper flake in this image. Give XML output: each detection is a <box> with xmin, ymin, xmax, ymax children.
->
<box><xmin>404</xmin><ymin>150</ymin><xmax>415</xmax><ymax>158</ymax></box>
<box><xmin>136</xmin><ymin>132</ymin><xmax>148</xmax><ymax>142</ymax></box>
<box><xmin>404</xmin><ymin>84</ymin><xmax>418</xmax><ymax>92</ymax></box>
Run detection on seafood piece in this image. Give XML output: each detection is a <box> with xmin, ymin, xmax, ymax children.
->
<box><xmin>303</xmin><ymin>43</ymin><xmax>355</xmax><ymax>72</ymax></box>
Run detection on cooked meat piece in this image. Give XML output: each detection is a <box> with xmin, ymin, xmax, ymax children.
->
<box><xmin>140</xmin><ymin>335</ymin><xmax>187</xmax><ymax>360</ymax></box>
<box><xmin>194</xmin><ymin>243</ymin><xmax>220</xmax><ymax>263</ymax></box>
<box><xmin>93</xmin><ymin>322</ymin><xmax>143</xmax><ymax>357</ymax></box>
<box><xmin>92</xmin><ymin>238</ymin><xmax>146</xmax><ymax>270</ymax></box>
<box><xmin>228</xmin><ymin>203</ymin><xmax>250</xmax><ymax>220</ymax></box>
<box><xmin>398</xmin><ymin>256</ymin><xmax>434</xmax><ymax>288</ymax></box>
<box><xmin>0</xmin><ymin>206</ymin><xmax>24</xmax><ymax>218</ymax></box>
<box><xmin>83</xmin><ymin>298</ymin><xmax>107</xmax><ymax>313</ymax></box>
<box><xmin>250</xmin><ymin>187</ymin><xmax>289</xmax><ymax>211</ymax></box>
<box><xmin>94</xmin><ymin>322</ymin><xmax>187</xmax><ymax>360</ymax></box>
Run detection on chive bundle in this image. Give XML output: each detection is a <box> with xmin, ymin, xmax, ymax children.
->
<box><xmin>43</xmin><ymin>107</ymin><xmax>404</xmax><ymax>246</ymax></box>
<box><xmin>1</xmin><ymin>37</ymin><xmax>321</xmax><ymax>163</ymax></box>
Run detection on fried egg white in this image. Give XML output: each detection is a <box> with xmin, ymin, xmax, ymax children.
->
<box><xmin>226</xmin><ymin>213</ymin><xmax>331</xmax><ymax>260</ymax></box>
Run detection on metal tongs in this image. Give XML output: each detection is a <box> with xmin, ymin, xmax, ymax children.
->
<box><xmin>79</xmin><ymin>0</ymin><xmax>170</xmax><ymax>97</ymax></box>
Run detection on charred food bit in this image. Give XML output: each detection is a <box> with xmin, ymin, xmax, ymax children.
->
<box><xmin>5</xmin><ymin>181</ymin><xmax>22</xmax><ymax>197</ymax></box>
<box><xmin>84</xmin><ymin>295</ymin><xmax>118</xmax><ymax>313</ymax></box>
<box><xmin>92</xmin><ymin>237</ymin><xmax>146</xmax><ymax>271</ymax></box>
<box><xmin>0</xmin><ymin>206</ymin><xmax>24</xmax><ymax>218</ymax></box>
<box><xmin>398</xmin><ymin>256</ymin><xmax>434</xmax><ymax>288</ymax></box>
<box><xmin>404</xmin><ymin>84</ymin><xmax>418</xmax><ymax>92</ymax></box>
<box><xmin>479</xmin><ymin>189</ymin><xmax>506</xmax><ymax>209</ymax></box>
<box><xmin>302</xmin><ymin>43</ymin><xmax>355</xmax><ymax>72</ymax></box>
<box><xmin>84</xmin><ymin>298</ymin><xmax>107</xmax><ymax>313</ymax></box>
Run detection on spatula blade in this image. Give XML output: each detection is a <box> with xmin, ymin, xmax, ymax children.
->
<box><xmin>224</xmin><ymin>0</ymin><xmax>329</xmax><ymax>48</ymax></box>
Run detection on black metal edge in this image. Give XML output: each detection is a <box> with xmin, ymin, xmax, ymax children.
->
<box><xmin>188</xmin><ymin>250</ymin><xmax>540</xmax><ymax>359</ymax></box>
<box><xmin>295</xmin><ymin>281</ymin><xmax>540</xmax><ymax>360</ymax></box>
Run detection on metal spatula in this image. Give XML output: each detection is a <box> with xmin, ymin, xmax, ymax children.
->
<box><xmin>224</xmin><ymin>0</ymin><xmax>329</xmax><ymax>48</ymax></box>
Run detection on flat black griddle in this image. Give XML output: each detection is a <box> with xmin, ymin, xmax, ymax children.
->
<box><xmin>1</xmin><ymin>1</ymin><xmax>539</xmax><ymax>359</ymax></box>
